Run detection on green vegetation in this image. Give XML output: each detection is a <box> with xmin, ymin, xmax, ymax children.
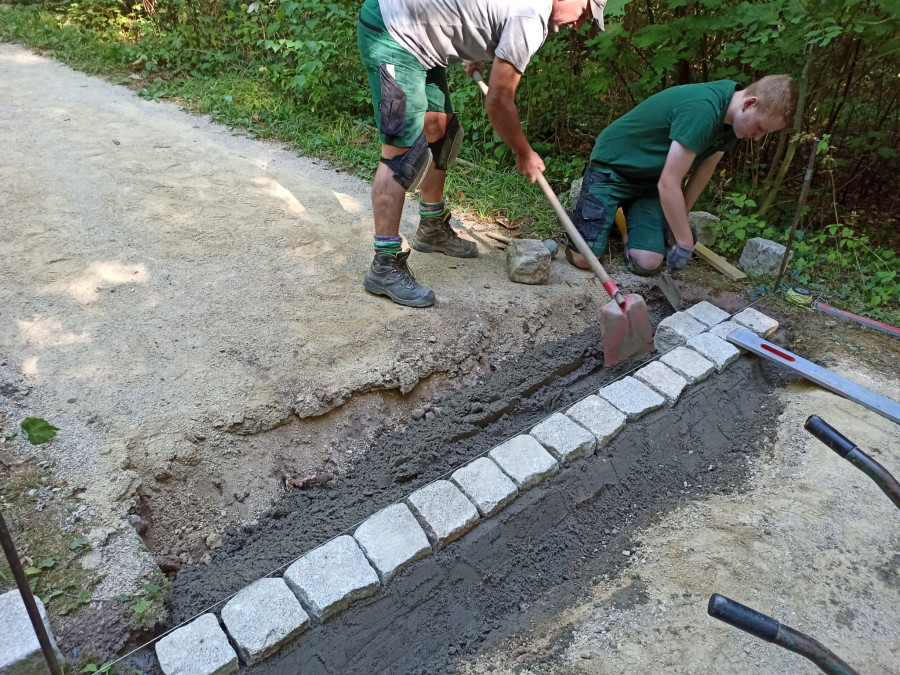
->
<box><xmin>0</xmin><ymin>448</ymin><xmax>102</xmax><ymax>617</ymax></box>
<box><xmin>0</xmin><ymin>0</ymin><xmax>897</xmax><ymax>319</ymax></box>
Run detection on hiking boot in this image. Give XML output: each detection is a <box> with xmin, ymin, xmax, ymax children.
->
<box><xmin>363</xmin><ymin>250</ymin><xmax>435</xmax><ymax>307</ymax></box>
<box><xmin>409</xmin><ymin>210</ymin><xmax>478</xmax><ymax>258</ymax></box>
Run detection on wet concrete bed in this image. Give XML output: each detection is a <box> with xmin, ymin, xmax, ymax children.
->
<box><xmin>168</xmin><ymin>325</ymin><xmax>789</xmax><ymax>673</ymax></box>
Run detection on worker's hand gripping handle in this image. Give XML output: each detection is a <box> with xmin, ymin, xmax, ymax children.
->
<box><xmin>804</xmin><ymin>415</ymin><xmax>856</xmax><ymax>458</ymax></box>
<box><xmin>472</xmin><ymin>71</ymin><xmax>489</xmax><ymax>96</ymax></box>
<box><xmin>708</xmin><ymin>594</ymin><xmax>780</xmax><ymax>643</ymax></box>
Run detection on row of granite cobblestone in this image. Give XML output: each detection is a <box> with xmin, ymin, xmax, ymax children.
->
<box><xmin>145</xmin><ymin>302</ymin><xmax>779</xmax><ymax>675</ymax></box>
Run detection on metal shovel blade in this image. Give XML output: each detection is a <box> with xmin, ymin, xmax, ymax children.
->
<box><xmin>600</xmin><ymin>293</ymin><xmax>655</xmax><ymax>365</ymax></box>
<box><xmin>657</xmin><ymin>273</ymin><xmax>683</xmax><ymax>310</ymax></box>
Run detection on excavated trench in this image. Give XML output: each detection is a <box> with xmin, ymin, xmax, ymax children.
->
<box><xmin>166</xmin><ymin>307</ymin><xmax>791</xmax><ymax>674</ymax></box>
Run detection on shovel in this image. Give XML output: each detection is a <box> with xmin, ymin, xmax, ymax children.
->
<box><xmin>472</xmin><ymin>72</ymin><xmax>653</xmax><ymax>364</ymax></box>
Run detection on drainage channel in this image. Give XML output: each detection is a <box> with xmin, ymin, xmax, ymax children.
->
<box><xmin>163</xmin><ymin>311</ymin><xmax>789</xmax><ymax>674</ymax></box>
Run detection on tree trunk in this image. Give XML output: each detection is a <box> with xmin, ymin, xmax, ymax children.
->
<box><xmin>759</xmin><ymin>50</ymin><xmax>815</xmax><ymax>218</ymax></box>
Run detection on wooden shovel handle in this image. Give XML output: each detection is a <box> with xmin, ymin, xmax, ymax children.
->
<box><xmin>472</xmin><ymin>71</ymin><xmax>623</xmax><ymax>304</ymax></box>
<box><xmin>535</xmin><ymin>174</ymin><xmax>624</xmax><ymax>305</ymax></box>
<box><xmin>472</xmin><ymin>70</ymin><xmax>490</xmax><ymax>96</ymax></box>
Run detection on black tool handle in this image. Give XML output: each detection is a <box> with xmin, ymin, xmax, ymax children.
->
<box><xmin>707</xmin><ymin>594</ymin><xmax>779</xmax><ymax>642</ymax></box>
<box><xmin>805</xmin><ymin>415</ymin><xmax>856</xmax><ymax>458</ymax></box>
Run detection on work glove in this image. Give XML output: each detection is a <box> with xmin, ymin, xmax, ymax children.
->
<box><xmin>666</xmin><ymin>244</ymin><xmax>694</xmax><ymax>272</ymax></box>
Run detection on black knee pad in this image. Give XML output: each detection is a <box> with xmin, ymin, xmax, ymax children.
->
<box><xmin>380</xmin><ymin>133</ymin><xmax>432</xmax><ymax>192</ymax></box>
<box><xmin>429</xmin><ymin>116</ymin><xmax>463</xmax><ymax>171</ymax></box>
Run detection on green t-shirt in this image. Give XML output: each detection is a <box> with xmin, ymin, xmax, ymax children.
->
<box><xmin>590</xmin><ymin>80</ymin><xmax>740</xmax><ymax>182</ymax></box>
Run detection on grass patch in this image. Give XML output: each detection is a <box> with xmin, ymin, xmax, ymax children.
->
<box><xmin>0</xmin><ymin>445</ymin><xmax>102</xmax><ymax>618</ymax></box>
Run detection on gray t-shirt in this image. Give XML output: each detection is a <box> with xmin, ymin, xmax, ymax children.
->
<box><xmin>378</xmin><ymin>0</ymin><xmax>551</xmax><ymax>73</ymax></box>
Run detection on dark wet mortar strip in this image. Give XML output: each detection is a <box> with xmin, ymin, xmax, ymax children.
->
<box><xmin>243</xmin><ymin>358</ymin><xmax>784</xmax><ymax>674</ymax></box>
<box><xmin>170</xmin><ymin>325</ymin><xmax>648</xmax><ymax>622</ymax></box>
<box><xmin>168</xmin><ymin>322</ymin><xmax>787</xmax><ymax>672</ymax></box>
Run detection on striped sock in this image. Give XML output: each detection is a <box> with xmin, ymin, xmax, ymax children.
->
<box><xmin>419</xmin><ymin>200</ymin><xmax>444</xmax><ymax>219</ymax></box>
<box><xmin>374</xmin><ymin>235</ymin><xmax>403</xmax><ymax>255</ymax></box>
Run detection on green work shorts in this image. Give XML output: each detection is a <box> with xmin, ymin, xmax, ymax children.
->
<box><xmin>572</xmin><ymin>164</ymin><xmax>669</xmax><ymax>258</ymax></box>
<box><xmin>357</xmin><ymin>0</ymin><xmax>453</xmax><ymax>147</ymax></box>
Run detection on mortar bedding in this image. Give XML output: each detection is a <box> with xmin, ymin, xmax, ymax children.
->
<box><xmin>167</xmin><ymin>324</ymin><xmax>789</xmax><ymax>672</ymax></box>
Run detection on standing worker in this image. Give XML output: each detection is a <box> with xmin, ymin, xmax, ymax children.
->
<box><xmin>568</xmin><ymin>76</ymin><xmax>798</xmax><ymax>275</ymax></box>
<box><xmin>358</xmin><ymin>0</ymin><xmax>607</xmax><ymax>307</ymax></box>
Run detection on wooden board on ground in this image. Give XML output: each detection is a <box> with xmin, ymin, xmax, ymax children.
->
<box><xmin>695</xmin><ymin>242</ymin><xmax>746</xmax><ymax>280</ymax></box>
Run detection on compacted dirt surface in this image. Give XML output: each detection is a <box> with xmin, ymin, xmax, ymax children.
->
<box><xmin>2</xmin><ymin>42</ymin><xmax>898</xmax><ymax>674</ymax></box>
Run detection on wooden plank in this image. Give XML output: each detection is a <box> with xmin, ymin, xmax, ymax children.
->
<box><xmin>694</xmin><ymin>242</ymin><xmax>746</xmax><ymax>280</ymax></box>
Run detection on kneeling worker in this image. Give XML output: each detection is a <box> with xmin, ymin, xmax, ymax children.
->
<box><xmin>569</xmin><ymin>76</ymin><xmax>798</xmax><ymax>275</ymax></box>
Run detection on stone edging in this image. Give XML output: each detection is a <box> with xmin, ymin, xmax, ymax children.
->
<box><xmin>147</xmin><ymin>303</ymin><xmax>779</xmax><ymax>674</ymax></box>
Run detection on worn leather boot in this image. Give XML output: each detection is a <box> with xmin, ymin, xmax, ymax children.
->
<box><xmin>363</xmin><ymin>250</ymin><xmax>435</xmax><ymax>307</ymax></box>
<box><xmin>409</xmin><ymin>210</ymin><xmax>478</xmax><ymax>258</ymax></box>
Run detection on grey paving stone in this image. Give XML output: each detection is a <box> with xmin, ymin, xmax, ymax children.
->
<box><xmin>221</xmin><ymin>578</ymin><xmax>309</xmax><ymax>665</ymax></box>
<box><xmin>0</xmin><ymin>589</ymin><xmax>63</xmax><ymax>675</ymax></box>
<box><xmin>739</xmin><ymin>237</ymin><xmax>790</xmax><ymax>276</ymax></box>
<box><xmin>489</xmin><ymin>434</ymin><xmax>560</xmax><ymax>489</ymax></box>
<box><xmin>156</xmin><ymin>613</ymin><xmax>238</xmax><ymax>675</ymax></box>
<box><xmin>684</xmin><ymin>301</ymin><xmax>730</xmax><ymax>327</ymax></box>
<box><xmin>686</xmin><ymin>333</ymin><xmax>741</xmax><ymax>372</ymax></box>
<box><xmin>654</xmin><ymin>312</ymin><xmax>707</xmax><ymax>352</ymax></box>
<box><xmin>406</xmin><ymin>480</ymin><xmax>479</xmax><ymax>548</ymax></box>
<box><xmin>450</xmin><ymin>457</ymin><xmax>518</xmax><ymax>518</ymax></box>
<box><xmin>283</xmin><ymin>535</ymin><xmax>380</xmax><ymax>622</ymax></box>
<box><xmin>659</xmin><ymin>346</ymin><xmax>715</xmax><ymax>384</ymax></box>
<box><xmin>633</xmin><ymin>361</ymin><xmax>688</xmax><ymax>404</ymax></box>
<box><xmin>598</xmin><ymin>376</ymin><xmax>665</xmax><ymax>420</ymax></box>
<box><xmin>565</xmin><ymin>395</ymin><xmax>626</xmax><ymax>447</ymax></box>
<box><xmin>530</xmin><ymin>412</ymin><xmax>596</xmax><ymax>462</ymax></box>
<box><xmin>353</xmin><ymin>504</ymin><xmax>431</xmax><ymax>583</ymax></box>
<box><xmin>707</xmin><ymin>320</ymin><xmax>743</xmax><ymax>342</ymax></box>
<box><xmin>732</xmin><ymin>307</ymin><xmax>779</xmax><ymax>337</ymax></box>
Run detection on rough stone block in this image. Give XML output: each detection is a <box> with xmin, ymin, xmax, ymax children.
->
<box><xmin>689</xmin><ymin>211</ymin><xmax>720</xmax><ymax>246</ymax></box>
<box><xmin>659</xmin><ymin>346</ymin><xmax>715</xmax><ymax>384</ymax></box>
<box><xmin>739</xmin><ymin>237</ymin><xmax>790</xmax><ymax>276</ymax></box>
<box><xmin>283</xmin><ymin>535</ymin><xmax>379</xmax><ymax>621</ymax></box>
<box><xmin>732</xmin><ymin>307</ymin><xmax>779</xmax><ymax>338</ymax></box>
<box><xmin>530</xmin><ymin>412</ymin><xmax>596</xmax><ymax>463</ymax></box>
<box><xmin>565</xmin><ymin>395</ymin><xmax>626</xmax><ymax>447</ymax></box>
<box><xmin>686</xmin><ymin>333</ymin><xmax>741</xmax><ymax>372</ymax></box>
<box><xmin>654</xmin><ymin>312</ymin><xmax>706</xmax><ymax>352</ymax></box>
<box><xmin>221</xmin><ymin>578</ymin><xmax>308</xmax><ymax>665</ymax></box>
<box><xmin>450</xmin><ymin>457</ymin><xmax>518</xmax><ymax>518</ymax></box>
<box><xmin>598</xmin><ymin>376</ymin><xmax>665</xmax><ymax>420</ymax></box>
<box><xmin>353</xmin><ymin>504</ymin><xmax>431</xmax><ymax>583</ymax></box>
<box><xmin>406</xmin><ymin>480</ymin><xmax>479</xmax><ymax>549</ymax></box>
<box><xmin>707</xmin><ymin>320</ymin><xmax>743</xmax><ymax>342</ymax></box>
<box><xmin>633</xmin><ymin>361</ymin><xmax>688</xmax><ymax>405</ymax></box>
<box><xmin>156</xmin><ymin>614</ymin><xmax>238</xmax><ymax>675</ymax></box>
<box><xmin>684</xmin><ymin>301</ymin><xmax>730</xmax><ymax>327</ymax></box>
<box><xmin>489</xmin><ymin>434</ymin><xmax>560</xmax><ymax>489</ymax></box>
<box><xmin>0</xmin><ymin>589</ymin><xmax>63</xmax><ymax>675</ymax></box>
<box><xmin>506</xmin><ymin>239</ymin><xmax>550</xmax><ymax>285</ymax></box>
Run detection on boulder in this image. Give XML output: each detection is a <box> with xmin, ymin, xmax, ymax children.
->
<box><xmin>688</xmin><ymin>211</ymin><xmax>720</xmax><ymax>246</ymax></box>
<box><xmin>506</xmin><ymin>239</ymin><xmax>550</xmax><ymax>285</ymax></box>
<box><xmin>567</xmin><ymin>177</ymin><xmax>583</xmax><ymax>212</ymax></box>
<box><xmin>739</xmin><ymin>237</ymin><xmax>790</xmax><ymax>276</ymax></box>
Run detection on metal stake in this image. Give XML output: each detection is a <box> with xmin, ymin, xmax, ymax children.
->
<box><xmin>0</xmin><ymin>508</ymin><xmax>63</xmax><ymax>675</ymax></box>
<box><xmin>774</xmin><ymin>137</ymin><xmax>819</xmax><ymax>290</ymax></box>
